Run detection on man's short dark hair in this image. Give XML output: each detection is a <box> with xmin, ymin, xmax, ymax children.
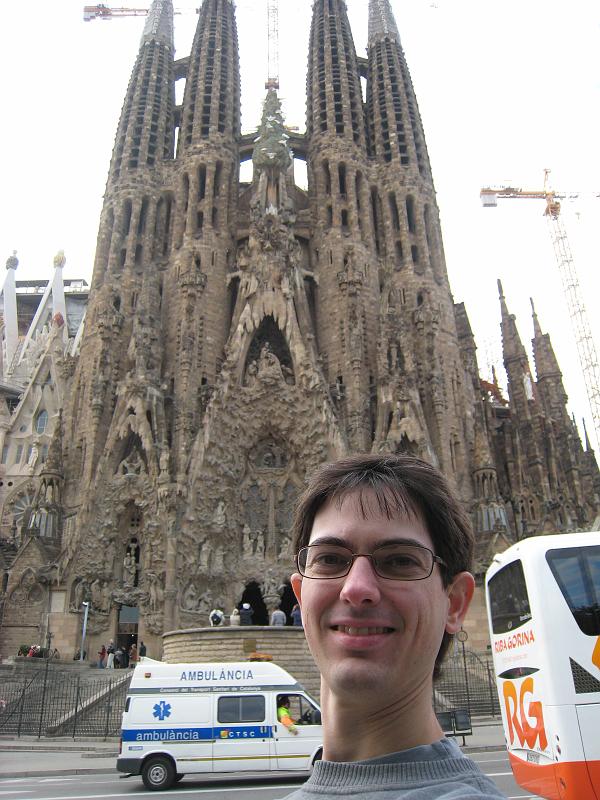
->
<box><xmin>292</xmin><ymin>453</ymin><xmax>474</xmax><ymax>675</ymax></box>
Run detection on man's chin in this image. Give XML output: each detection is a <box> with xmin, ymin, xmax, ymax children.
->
<box><xmin>325</xmin><ymin>659</ymin><xmax>390</xmax><ymax>697</ymax></box>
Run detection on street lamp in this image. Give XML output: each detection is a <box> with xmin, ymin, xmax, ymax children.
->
<box><xmin>80</xmin><ymin>601</ymin><xmax>90</xmax><ymax>663</ymax></box>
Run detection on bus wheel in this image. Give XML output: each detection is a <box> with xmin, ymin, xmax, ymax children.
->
<box><xmin>141</xmin><ymin>756</ymin><xmax>175</xmax><ymax>790</ymax></box>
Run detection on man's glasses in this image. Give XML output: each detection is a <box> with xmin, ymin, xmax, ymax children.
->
<box><xmin>296</xmin><ymin>543</ymin><xmax>446</xmax><ymax>581</ymax></box>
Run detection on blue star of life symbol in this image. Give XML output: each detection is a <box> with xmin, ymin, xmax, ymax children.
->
<box><xmin>153</xmin><ymin>701</ymin><xmax>172</xmax><ymax>721</ymax></box>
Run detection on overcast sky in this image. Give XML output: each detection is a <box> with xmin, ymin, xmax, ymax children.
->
<box><xmin>1</xmin><ymin>0</ymin><xmax>599</xmax><ymax>446</ymax></box>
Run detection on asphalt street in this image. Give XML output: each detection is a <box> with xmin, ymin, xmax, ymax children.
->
<box><xmin>0</xmin><ymin>753</ymin><xmax>539</xmax><ymax>800</ymax></box>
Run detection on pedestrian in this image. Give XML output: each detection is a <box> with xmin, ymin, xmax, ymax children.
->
<box><xmin>129</xmin><ymin>643</ymin><xmax>138</xmax><ymax>667</ymax></box>
<box><xmin>209</xmin><ymin>607</ymin><xmax>225</xmax><ymax>626</ymax></box>
<box><xmin>139</xmin><ymin>641</ymin><xmax>147</xmax><ymax>658</ymax></box>
<box><xmin>291</xmin><ymin>603</ymin><xmax>303</xmax><ymax>627</ymax></box>
<box><xmin>270</xmin><ymin>606</ymin><xmax>286</xmax><ymax>626</ymax></box>
<box><xmin>280</xmin><ymin>453</ymin><xmax>505</xmax><ymax>800</ymax></box>
<box><xmin>106</xmin><ymin>640</ymin><xmax>115</xmax><ymax>669</ymax></box>
<box><xmin>239</xmin><ymin>602</ymin><xmax>253</xmax><ymax>625</ymax></box>
<box><xmin>229</xmin><ymin>607</ymin><xmax>241</xmax><ymax>626</ymax></box>
<box><xmin>97</xmin><ymin>644</ymin><xmax>106</xmax><ymax>668</ymax></box>
<box><xmin>114</xmin><ymin>646</ymin><xmax>123</xmax><ymax>669</ymax></box>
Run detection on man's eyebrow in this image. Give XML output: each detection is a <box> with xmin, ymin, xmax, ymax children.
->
<box><xmin>308</xmin><ymin>535</ymin><xmax>428</xmax><ymax>549</ymax></box>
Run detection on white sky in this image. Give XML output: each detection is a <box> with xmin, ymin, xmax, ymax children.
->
<box><xmin>1</xmin><ymin>0</ymin><xmax>599</xmax><ymax>447</ymax></box>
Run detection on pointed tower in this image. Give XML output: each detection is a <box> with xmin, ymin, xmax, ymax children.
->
<box><xmin>66</xmin><ymin>0</ymin><xmax>176</xmax><ymax>493</ymax></box>
<box><xmin>366</xmin><ymin>0</ymin><xmax>477</xmax><ymax>492</ymax></box>
<box><xmin>163</xmin><ymin>0</ymin><xmax>241</xmax><ymax>478</ymax></box>
<box><xmin>306</xmin><ymin>0</ymin><xmax>379</xmax><ymax>449</ymax></box>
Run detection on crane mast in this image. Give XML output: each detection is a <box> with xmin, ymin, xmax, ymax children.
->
<box><xmin>265</xmin><ymin>0</ymin><xmax>280</xmax><ymax>90</ymax></box>
<box><xmin>481</xmin><ymin>174</ymin><xmax>600</xmax><ymax>444</ymax></box>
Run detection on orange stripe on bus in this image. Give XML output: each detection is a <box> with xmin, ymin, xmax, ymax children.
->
<box><xmin>509</xmin><ymin>752</ymin><xmax>600</xmax><ymax>800</ymax></box>
<box><xmin>593</xmin><ymin>637</ymin><xmax>600</xmax><ymax>670</ymax></box>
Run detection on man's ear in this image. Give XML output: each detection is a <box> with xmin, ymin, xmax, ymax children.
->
<box><xmin>290</xmin><ymin>572</ymin><xmax>303</xmax><ymax>607</ymax></box>
<box><xmin>445</xmin><ymin>571</ymin><xmax>475</xmax><ymax>634</ymax></box>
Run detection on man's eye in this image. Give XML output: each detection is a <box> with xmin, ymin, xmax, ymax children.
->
<box><xmin>315</xmin><ymin>552</ymin><xmax>345</xmax><ymax>566</ymax></box>
<box><xmin>382</xmin><ymin>553</ymin><xmax>422</xmax><ymax>569</ymax></box>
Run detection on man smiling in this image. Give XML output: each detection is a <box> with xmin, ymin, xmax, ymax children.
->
<box><xmin>281</xmin><ymin>454</ymin><xmax>505</xmax><ymax>799</ymax></box>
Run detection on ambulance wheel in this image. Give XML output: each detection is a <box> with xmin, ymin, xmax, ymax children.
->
<box><xmin>141</xmin><ymin>756</ymin><xmax>175</xmax><ymax>790</ymax></box>
<box><xmin>311</xmin><ymin>749</ymin><xmax>323</xmax><ymax>772</ymax></box>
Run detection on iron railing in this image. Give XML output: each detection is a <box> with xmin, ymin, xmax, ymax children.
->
<box><xmin>434</xmin><ymin>646</ymin><xmax>500</xmax><ymax>717</ymax></box>
<box><xmin>0</xmin><ymin>661</ymin><xmax>132</xmax><ymax>738</ymax></box>
<box><xmin>0</xmin><ymin>647</ymin><xmax>501</xmax><ymax>739</ymax></box>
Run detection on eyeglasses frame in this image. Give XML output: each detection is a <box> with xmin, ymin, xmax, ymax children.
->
<box><xmin>295</xmin><ymin>542</ymin><xmax>447</xmax><ymax>581</ymax></box>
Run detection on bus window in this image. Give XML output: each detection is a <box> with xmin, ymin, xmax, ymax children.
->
<box><xmin>546</xmin><ymin>545</ymin><xmax>600</xmax><ymax>636</ymax></box>
<box><xmin>487</xmin><ymin>559</ymin><xmax>532</xmax><ymax>634</ymax></box>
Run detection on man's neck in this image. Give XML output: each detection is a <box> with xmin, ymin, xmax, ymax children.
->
<box><xmin>319</xmin><ymin>680</ymin><xmax>443</xmax><ymax>762</ymax></box>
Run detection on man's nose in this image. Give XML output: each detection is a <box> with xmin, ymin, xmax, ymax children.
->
<box><xmin>339</xmin><ymin>554</ymin><xmax>382</xmax><ymax>604</ymax></box>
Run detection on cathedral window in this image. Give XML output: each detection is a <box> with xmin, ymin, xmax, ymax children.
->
<box><xmin>406</xmin><ymin>195</ymin><xmax>416</xmax><ymax>234</ymax></box>
<box><xmin>35</xmin><ymin>410</ymin><xmax>49</xmax><ymax>435</ymax></box>
<box><xmin>1</xmin><ymin>445</ymin><xmax>8</xmax><ymax>464</ymax></box>
<box><xmin>327</xmin><ymin>206</ymin><xmax>333</xmax><ymax>228</ymax></box>
<box><xmin>198</xmin><ymin>165</ymin><xmax>207</xmax><ymax>200</ymax></box>
<box><xmin>411</xmin><ymin>245</ymin><xmax>419</xmax><ymax>264</ymax></box>
<box><xmin>135</xmin><ymin>245</ymin><xmax>143</xmax><ymax>265</ymax></box>
<box><xmin>137</xmin><ymin>197</ymin><xmax>149</xmax><ymax>235</ymax></box>
<box><xmin>40</xmin><ymin>445</ymin><xmax>48</xmax><ymax>463</ymax></box>
<box><xmin>15</xmin><ymin>445</ymin><xmax>23</xmax><ymax>464</ymax></box>
<box><xmin>338</xmin><ymin>163</ymin><xmax>347</xmax><ymax>197</ymax></box>
<box><xmin>213</xmin><ymin>162</ymin><xmax>223</xmax><ymax>198</ymax></box>
<box><xmin>370</xmin><ymin>188</ymin><xmax>382</xmax><ymax>255</ymax></box>
<box><xmin>196</xmin><ymin>211</ymin><xmax>204</xmax><ymax>233</ymax></box>
<box><xmin>395</xmin><ymin>241</ymin><xmax>403</xmax><ymax>269</ymax></box>
<box><xmin>323</xmin><ymin>161</ymin><xmax>331</xmax><ymax>195</ymax></box>
<box><xmin>341</xmin><ymin>209</ymin><xmax>349</xmax><ymax>231</ymax></box>
<box><xmin>389</xmin><ymin>193</ymin><xmax>401</xmax><ymax>232</ymax></box>
<box><xmin>122</xmin><ymin>200</ymin><xmax>133</xmax><ymax>237</ymax></box>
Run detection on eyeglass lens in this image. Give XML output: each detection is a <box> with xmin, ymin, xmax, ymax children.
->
<box><xmin>299</xmin><ymin>543</ymin><xmax>435</xmax><ymax>580</ymax></box>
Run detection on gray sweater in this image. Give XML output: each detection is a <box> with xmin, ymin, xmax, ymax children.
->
<box><xmin>279</xmin><ymin>738</ymin><xmax>506</xmax><ymax>799</ymax></box>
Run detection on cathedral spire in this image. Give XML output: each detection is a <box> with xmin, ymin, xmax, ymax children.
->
<box><xmin>531</xmin><ymin>297</ymin><xmax>543</xmax><ymax>339</ymax></box>
<box><xmin>141</xmin><ymin>0</ymin><xmax>174</xmax><ymax>47</ymax></box>
<box><xmin>368</xmin><ymin>0</ymin><xmax>400</xmax><ymax>43</ymax></box>
<box><xmin>179</xmin><ymin>0</ymin><xmax>240</xmax><ymax>150</ymax></box>
<box><xmin>366</xmin><ymin>0</ymin><xmax>431</xmax><ymax>177</ymax></box>
<box><xmin>306</xmin><ymin>0</ymin><xmax>367</xmax><ymax>149</ymax></box>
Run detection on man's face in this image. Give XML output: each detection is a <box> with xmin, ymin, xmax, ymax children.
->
<box><xmin>291</xmin><ymin>490</ymin><xmax>473</xmax><ymax>703</ymax></box>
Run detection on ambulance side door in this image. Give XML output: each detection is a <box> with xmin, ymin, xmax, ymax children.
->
<box><xmin>275</xmin><ymin>694</ymin><xmax>322</xmax><ymax>771</ymax></box>
<box><xmin>212</xmin><ymin>693</ymin><xmax>273</xmax><ymax>772</ymax></box>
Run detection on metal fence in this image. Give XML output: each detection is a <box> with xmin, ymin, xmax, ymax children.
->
<box><xmin>0</xmin><ymin>661</ymin><xmax>132</xmax><ymax>738</ymax></box>
<box><xmin>0</xmin><ymin>647</ymin><xmax>501</xmax><ymax>739</ymax></box>
<box><xmin>434</xmin><ymin>646</ymin><xmax>501</xmax><ymax>717</ymax></box>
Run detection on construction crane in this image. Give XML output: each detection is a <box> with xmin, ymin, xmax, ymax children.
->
<box><xmin>480</xmin><ymin>170</ymin><xmax>600</xmax><ymax>444</ymax></box>
<box><xmin>265</xmin><ymin>0</ymin><xmax>279</xmax><ymax>90</ymax></box>
<box><xmin>83</xmin><ymin>4</ymin><xmax>188</xmax><ymax>21</ymax></box>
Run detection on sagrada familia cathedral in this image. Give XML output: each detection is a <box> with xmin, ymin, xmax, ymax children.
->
<box><xmin>0</xmin><ymin>0</ymin><xmax>598</xmax><ymax>658</ymax></box>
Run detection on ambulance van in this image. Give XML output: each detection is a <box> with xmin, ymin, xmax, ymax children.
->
<box><xmin>117</xmin><ymin>659</ymin><xmax>323</xmax><ymax>790</ymax></box>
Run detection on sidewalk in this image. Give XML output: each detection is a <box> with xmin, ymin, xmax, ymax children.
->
<box><xmin>0</xmin><ymin>721</ymin><xmax>507</xmax><ymax>779</ymax></box>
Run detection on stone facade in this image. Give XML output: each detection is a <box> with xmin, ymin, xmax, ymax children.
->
<box><xmin>1</xmin><ymin>0</ymin><xmax>598</xmax><ymax>661</ymax></box>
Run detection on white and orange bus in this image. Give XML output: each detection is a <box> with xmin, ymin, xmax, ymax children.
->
<box><xmin>485</xmin><ymin>532</ymin><xmax>600</xmax><ymax>800</ymax></box>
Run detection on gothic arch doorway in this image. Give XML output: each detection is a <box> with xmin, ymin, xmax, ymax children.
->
<box><xmin>240</xmin><ymin>581</ymin><xmax>268</xmax><ymax>625</ymax></box>
<box><xmin>280</xmin><ymin>581</ymin><xmax>296</xmax><ymax>623</ymax></box>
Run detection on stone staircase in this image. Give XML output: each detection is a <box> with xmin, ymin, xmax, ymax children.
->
<box><xmin>0</xmin><ymin>658</ymin><xmax>131</xmax><ymax>736</ymax></box>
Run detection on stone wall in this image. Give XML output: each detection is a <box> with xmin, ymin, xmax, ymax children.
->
<box><xmin>163</xmin><ymin>626</ymin><xmax>321</xmax><ymax>699</ymax></box>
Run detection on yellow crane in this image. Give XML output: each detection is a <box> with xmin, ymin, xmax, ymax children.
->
<box><xmin>481</xmin><ymin>171</ymin><xmax>600</xmax><ymax>444</ymax></box>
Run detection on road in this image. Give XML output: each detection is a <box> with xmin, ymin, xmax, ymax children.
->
<box><xmin>0</xmin><ymin>752</ymin><xmax>539</xmax><ymax>799</ymax></box>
